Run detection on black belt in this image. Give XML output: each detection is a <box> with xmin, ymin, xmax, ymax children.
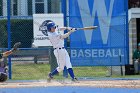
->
<box><xmin>54</xmin><ymin>47</ymin><xmax>65</xmax><ymax>50</ymax></box>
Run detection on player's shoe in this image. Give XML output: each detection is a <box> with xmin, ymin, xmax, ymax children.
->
<box><xmin>72</xmin><ymin>77</ymin><xmax>78</xmax><ymax>82</ymax></box>
<box><xmin>47</xmin><ymin>72</ymin><xmax>53</xmax><ymax>82</ymax></box>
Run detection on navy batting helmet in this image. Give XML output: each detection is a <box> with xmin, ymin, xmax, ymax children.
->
<box><xmin>47</xmin><ymin>22</ymin><xmax>56</xmax><ymax>31</ymax></box>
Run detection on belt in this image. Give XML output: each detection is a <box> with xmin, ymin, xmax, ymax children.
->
<box><xmin>54</xmin><ymin>47</ymin><xmax>65</xmax><ymax>50</ymax></box>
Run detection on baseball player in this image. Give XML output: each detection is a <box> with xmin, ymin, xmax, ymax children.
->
<box><xmin>0</xmin><ymin>42</ymin><xmax>21</xmax><ymax>82</ymax></box>
<box><xmin>46</xmin><ymin>21</ymin><xmax>78</xmax><ymax>82</ymax></box>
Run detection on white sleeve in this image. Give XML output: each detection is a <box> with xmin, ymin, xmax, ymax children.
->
<box><xmin>59</xmin><ymin>27</ymin><xmax>67</xmax><ymax>31</ymax></box>
<box><xmin>58</xmin><ymin>27</ymin><xmax>72</xmax><ymax>31</ymax></box>
<box><xmin>60</xmin><ymin>31</ymin><xmax>73</xmax><ymax>39</ymax></box>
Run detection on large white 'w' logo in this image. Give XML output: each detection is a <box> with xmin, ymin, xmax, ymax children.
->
<box><xmin>77</xmin><ymin>0</ymin><xmax>114</xmax><ymax>44</ymax></box>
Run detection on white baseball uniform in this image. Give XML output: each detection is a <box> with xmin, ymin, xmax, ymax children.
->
<box><xmin>48</xmin><ymin>30</ymin><xmax>72</xmax><ymax>72</ymax></box>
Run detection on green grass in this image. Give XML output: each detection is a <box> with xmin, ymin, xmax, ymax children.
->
<box><xmin>12</xmin><ymin>63</ymin><xmax>140</xmax><ymax>80</ymax></box>
<box><xmin>73</xmin><ymin>66</ymin><xmax>107</xmax><ymax>77</ymax></box>
<box><xmin>12</xmin><ymin>63</ymin><xmax>50</xmax><ymax>80</ymax></box>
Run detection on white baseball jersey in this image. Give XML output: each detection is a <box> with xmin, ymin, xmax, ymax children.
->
<box><xmin>48</xmin><ymin>30</ymin><xmax>72</xmax><ymax>72</ymax></box>
<box><xmin>48</xmin><ymin>31</ymin><xmax>64</xmax><ymax>48</ymax></box>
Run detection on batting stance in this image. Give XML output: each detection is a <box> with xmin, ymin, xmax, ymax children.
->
<box><xmin>0</xmin><ymin>42</ymin><xmax>21</xmax><ymax>82</ymax></box>
<box><xmin>45</xmin><ymin>21</ymin><xmax>78</xmax><ymax>81</ymax></box>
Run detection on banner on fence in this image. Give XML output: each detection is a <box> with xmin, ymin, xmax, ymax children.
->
<box><xmin>69</xmin><ymin>0</ymin><xmax>128</xmax><ymax>66</ymax></box>
<box><xmin>33</xmin><ymin>14</ymin><xmax>64</xmax><ymax>47</ymax></box>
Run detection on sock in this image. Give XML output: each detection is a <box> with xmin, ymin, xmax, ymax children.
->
<box><xmin>51</xmin><ymin>69</ymin><xmax>59</xmax><ymax>76</ymax></box>
<box><xmin>68</xmin><ymin>68</ymin><xmax>75</xmax><ymax>79</ymax></box>
<box><xmin>63</xmin><ymin>66</ymin><xmax>68</xmax><ymax>78</ymax></box>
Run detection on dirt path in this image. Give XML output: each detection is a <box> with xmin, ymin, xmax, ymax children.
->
<box><xmin>0</xmin><ymin>80</ymin><xmax>140</xmax><ymax>88</ymax></box>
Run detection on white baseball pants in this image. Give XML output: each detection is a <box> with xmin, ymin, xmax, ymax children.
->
<box><xmin>54</xmin><ymin>48</ymin><xmax>72</xmax><ymax>72</ymax></box>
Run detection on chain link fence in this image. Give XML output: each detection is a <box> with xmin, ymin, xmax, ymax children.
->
<box><xmin>0</xmin><ymin>0</ymin><xmax>139</xmax><ymax>81</ymax></box>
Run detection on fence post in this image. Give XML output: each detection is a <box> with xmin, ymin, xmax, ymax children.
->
<box><xmin>61</xmin><ymin>0</ymin><xmax>68</xmax><ymax>78</ymax></box>
<box><xmin>7</xmin><ymin>0</ymin><xmax>12</xmax><ymax>79</ymax></box>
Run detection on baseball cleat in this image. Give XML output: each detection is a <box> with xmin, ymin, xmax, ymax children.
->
<box><xmin>47</xmin><ymin>72</ymin><xmax>53</xmax><ymax>82</ymax></box>
<box><xmin>72</xmin><ymin>77</ymin><xmax>78</xmax><ymax>82</ymax></box>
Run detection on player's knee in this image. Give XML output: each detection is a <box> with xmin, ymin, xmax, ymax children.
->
<box><xmin>0</xmin><ymin>73</ymin><xmax>8</xmax><ymax>82</ymax></box>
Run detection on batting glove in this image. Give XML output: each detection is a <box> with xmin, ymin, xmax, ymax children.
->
<box><xmin>70</xmin><ymin>28</ymin><xmax>76</xmax><ymax>32</ymax></box>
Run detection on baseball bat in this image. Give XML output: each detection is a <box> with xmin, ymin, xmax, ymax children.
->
<box><xmin>74</xmin><ymin>26</ymin><xmax>98</xmax><ymax>30</ymax></box>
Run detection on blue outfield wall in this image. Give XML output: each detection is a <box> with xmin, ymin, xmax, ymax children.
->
<box><xmin>69</xmin><ymin>0</ymin><xmax>128</xmax><ymax>66</ymax></box>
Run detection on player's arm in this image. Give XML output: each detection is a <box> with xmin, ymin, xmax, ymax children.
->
<box><xmin>1</xmin><ymin>47</ymin><xmax>18</xmax><ymax>58</ymax></box>
<box><xmin>0</xmin><ymin>50</ymin><xmax>13</xmax><ymax>60</ymax></box>
<box><xmin>59</xmin><ymin>27</ymin><xmax>67</xmax><ymax>31</ymax></box>
<box><xmin>0</xmin><ymin>42</ymin><xmax>21</xmax><ymax>59</ymax></box>
<box><xmin>2</xmin><ymin>50</ymin><xmax>13</xmax><ymax>57</ymax></box>
<box><xmin>60</xmin><ymin>31</ymin><xmax>72</xmax><ymax>39</ymax></box>
<box><xmin>60</xmin><ymin>28</ymin><xmax>76</xmax><ymax>39</ymax></box>
<box><xmin>59</xmin><ymin>27</ymin><xmax>75</xmax><ymax>31</ymax></box>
